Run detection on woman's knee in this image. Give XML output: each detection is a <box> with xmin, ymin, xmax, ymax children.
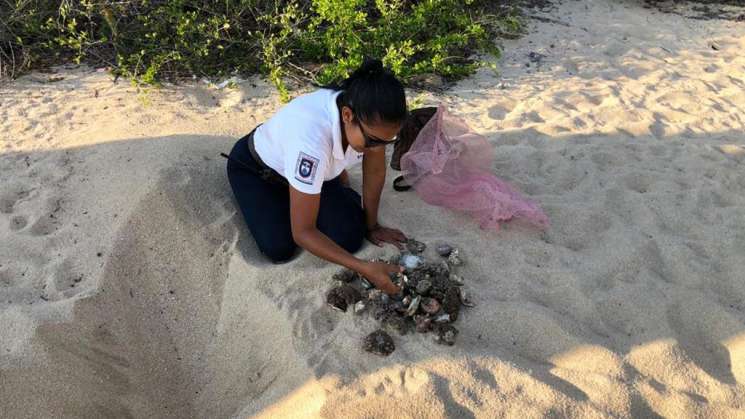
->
<box><xmin>259</xmin><ymin>241</ymin><xmax>297</xmax><ymax>263</ymax></box>
<box><xmin>327</xmin><ymin>221</ymin><xmax>365</xmax><ymax>254</ymax></box>
<box><xmin>339</xmin><ymin>232</ymin><xmax>364</xmax><ymax>254</ymax></box>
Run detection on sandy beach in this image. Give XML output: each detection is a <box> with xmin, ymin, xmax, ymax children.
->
<box><xmin>2</xmin><ymin>0</ymin><xmax>745</xmax><ymax>417</ymax></box>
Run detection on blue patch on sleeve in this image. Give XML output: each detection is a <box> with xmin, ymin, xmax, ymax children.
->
<box><xmin>294</xmin><ymin>152</ymin><xmax>320</xmax><ymax>185</ymax></box>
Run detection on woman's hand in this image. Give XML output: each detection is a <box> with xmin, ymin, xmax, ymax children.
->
<box><xmin>360</xmin><ymin>261</ymin><xmax>403</xmax><ymax>295</ymax></box>
<box><xmin>366</xmin><ymin>223</ymin><xmax>407</xmax><ymax>249</ymax></box>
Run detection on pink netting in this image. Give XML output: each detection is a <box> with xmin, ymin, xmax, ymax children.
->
<box><xmin>400</xmin><ymin>105</ymin><xmax>549</xmax><ymax>230</ymax></box>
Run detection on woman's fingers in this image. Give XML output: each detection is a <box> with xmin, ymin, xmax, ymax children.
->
<box><xmin>385</xmin><ymin>283</ymin><xmax>401</xmax><ymax>294</ymax></box>
<box><xmin>386</xmin><ymin>264</ymin><xmax>404</xmax><ymax>274</ymax></box>
<box><xmin>368</xmin><ymin>227</ymin><xmax>408</xmax><ymax>249</ymax></box>
<box><xmin>386</xmin><ymin>227</ymin><xmax>407</xmax><ymax>242</ymax></box>
<box><xmin>388</xmin><ymin>230</ymin><xmax>407</xmax><ymax>247</ymax></box>
<box><xmin>388</xmin><ymin>235</ymin><xmax>405</xmax><ymax>249</ymax></box>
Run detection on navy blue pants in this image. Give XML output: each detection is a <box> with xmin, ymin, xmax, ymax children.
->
<box><xmin>226</xmin><ymin>132</ymin><xmax>366</xmax><ymax>263</ymax></box>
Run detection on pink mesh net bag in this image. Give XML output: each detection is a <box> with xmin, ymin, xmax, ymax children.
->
<box><xmin>400</xmin><ymin>105</ymin><xmax>549</xmax><ymax>230</ymax></box>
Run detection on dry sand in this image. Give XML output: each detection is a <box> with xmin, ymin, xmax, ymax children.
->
<box><xmin>2</xmin><ymin>0</ymin><xmax>745</xmax><ymax>417</ymax></box>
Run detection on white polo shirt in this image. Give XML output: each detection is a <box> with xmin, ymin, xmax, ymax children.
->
<box><xmin>253</xmin><ymin>89</ymin><xmax>365</xmax><ymax>194</ymax></box>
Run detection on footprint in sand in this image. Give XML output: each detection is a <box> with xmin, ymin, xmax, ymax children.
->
<box><xmin>622</xmin><ymin>172</ymin><xmax>655</xmax><ymax>194</ymax></box>
<box><xmin>0</xmin><ymin>266</ymin><xmax>16</xmax><ymax>288</ymax></box>
<box><xmin>545</xmin><ymin>206</ymin><xmax>613</xmax><ymax>252</ymax></box>
<box><xmin>49</xmin><ymin>261</ymin><xmax>85</xmax><ymax>300</ymax></box>
<box><xmin>666</xmin><ymin>297</ymin><xmax>745</xmax><ymax>385</ymax></box>
<box><xmin>0</xmin><ymin>186</ymin><xmax>33</xmax><ymax>214</ymax></box>
<box><xmin>564</xmin><ymin>60</ymin><xmax>579</xmax><ymax>75</ymax></box>
<box><xmin>523</xmin><ymin>111</ymin><xmax>545</xmax><ymax>124</ymax></box>
<box><xmin>9</xmin><ymin>215</ymin><xmax>27</xmax><ymax>231</ymax></box>
<box><xmin>0</xmin><ymin>198</ymin><xmax>14</xmax><ymax>214</ymax></box>
<box><xmin>487</xmin><ymin>104</ymin><xmax>509</xmax><ymax>120</ymax></box>
<box><xmin>521</xmin><ymin>247</ymin><xmax>552</xmax><ymax>268</ymax></box>
<box><xmin>28</xmin><ymin>197</ymin><xmax>64</xmax><ymax>237</ymax></box>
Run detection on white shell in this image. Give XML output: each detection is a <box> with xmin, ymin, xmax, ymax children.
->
<box><xmin>367</xmin><ymin>289</ymin><xmax>383</xmax><ymax>301</ymax></box>
<box><xmin>450</xmin><ymin>274</ymin><xmax>464</xmax><ymax>286</ymax></box>
<box><xmin>400</xmin><ymin>254</ymin><xmax>424</xmax><ymax>270</ymax></box>
<box><xmin>447</xmin><ymin>249</ymin><xmax>463</xmax><ymax>267</ymax></box>
<box><xmin>354</xmin><ymin>301</ymin><xmax>367</xmax><ymax>314</ymax></box>
<box><xmin>327</xmin><ymin>302</ymin><xmax>345</xmax><ymax>312</ymax></box>
<box><xmin>459</xmin><ymin>288</ymin><xmax>476</xmax><ymax>307</ymax></box>
<box><xmin>406</xmin><ymin>296</ymin><xmax>421</xmax><ymax>317</ymax></box>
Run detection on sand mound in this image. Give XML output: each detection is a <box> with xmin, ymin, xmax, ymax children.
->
<box><xmin>1</xmin><ymin>161</ymin><xmax>314</xmax><ymax>417</ymax></box>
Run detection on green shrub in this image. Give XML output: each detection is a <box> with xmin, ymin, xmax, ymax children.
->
<box><xmin>0</xmin><ymin>0</ymin><xmax>525</xmax><ymax>97</ymax></box>
<box><xmin>262</xmin><ymin>0</ymin><xmax>524</xmax><ymax>99</ymax></box>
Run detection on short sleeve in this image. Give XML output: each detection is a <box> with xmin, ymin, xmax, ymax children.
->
<box><xmin>285</xmin><ymin>144</ymin><xmax>329</xmax><ymax>194</ymax></box>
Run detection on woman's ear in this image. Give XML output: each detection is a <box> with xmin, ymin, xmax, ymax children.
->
<box><xmin>341</xmin><ymin>106</ymin><xmax>355</xmax><ymax>124</ymax></box>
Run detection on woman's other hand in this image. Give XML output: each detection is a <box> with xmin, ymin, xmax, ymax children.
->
<box><xmin>366</xmin><ymin>224</ymin><xmax>407</xmax><ymax>249</ymax></box>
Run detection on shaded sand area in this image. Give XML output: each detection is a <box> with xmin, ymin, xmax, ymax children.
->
<box><xmin>2</xmin><ymin>0</ymin><xmax>745</xmax><ymax>417</ymax></box>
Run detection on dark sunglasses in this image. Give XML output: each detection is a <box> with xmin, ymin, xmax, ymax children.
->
<box><xmin>357</xmin><ymin>117</ymin><xmax>399</xmax><ymax>148</ymax></box>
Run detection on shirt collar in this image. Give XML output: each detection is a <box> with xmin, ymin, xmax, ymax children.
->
<box><xmin>329</xmin><ymin>90</ymin><xmax>346</xmax><ymax>160</ymax></box>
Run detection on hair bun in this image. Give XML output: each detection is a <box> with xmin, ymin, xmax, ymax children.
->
<box><xmin>355</xmin><ymin>58</ymin><xmax>384</xmax><ymax>78</ymax></box>
<box><xmin>339</xmin><ymin>58</ymin><xmax>385</xmax><ymax>90</ymax></box>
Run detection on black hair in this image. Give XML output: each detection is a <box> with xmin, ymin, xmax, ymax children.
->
<box><xmin>317</xmin><ymin>58</ymin><xmax>407</xmax><ymax>126</ymax></box>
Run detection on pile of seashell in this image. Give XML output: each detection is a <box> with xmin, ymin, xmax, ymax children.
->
<box><xmin>326</xmin><ymin>239</ymin><xmax>474</xmax><ymax>356</ymax></box>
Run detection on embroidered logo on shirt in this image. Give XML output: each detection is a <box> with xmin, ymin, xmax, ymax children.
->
<box><xmin>295</xmin><ymin>152</ymin><xmax>319</xmax><ymax>185</ymax></box>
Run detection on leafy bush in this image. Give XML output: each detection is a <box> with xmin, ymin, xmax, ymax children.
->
<box><xmin>0</xmin><ymin>0</ymin><xmax>524</xmax><ymax>98</ymax></box>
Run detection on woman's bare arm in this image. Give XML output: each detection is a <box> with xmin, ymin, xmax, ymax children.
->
<box><xmin>289</xmin><ymin>187</ymin><xmax>400</xmax><ymax>294</ymax></box>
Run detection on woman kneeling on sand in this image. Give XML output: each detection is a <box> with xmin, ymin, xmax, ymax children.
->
<box><xmin>226</xmin><ymin>59</ymin><xmax>406</xmax><ymax>294</ymax></box>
